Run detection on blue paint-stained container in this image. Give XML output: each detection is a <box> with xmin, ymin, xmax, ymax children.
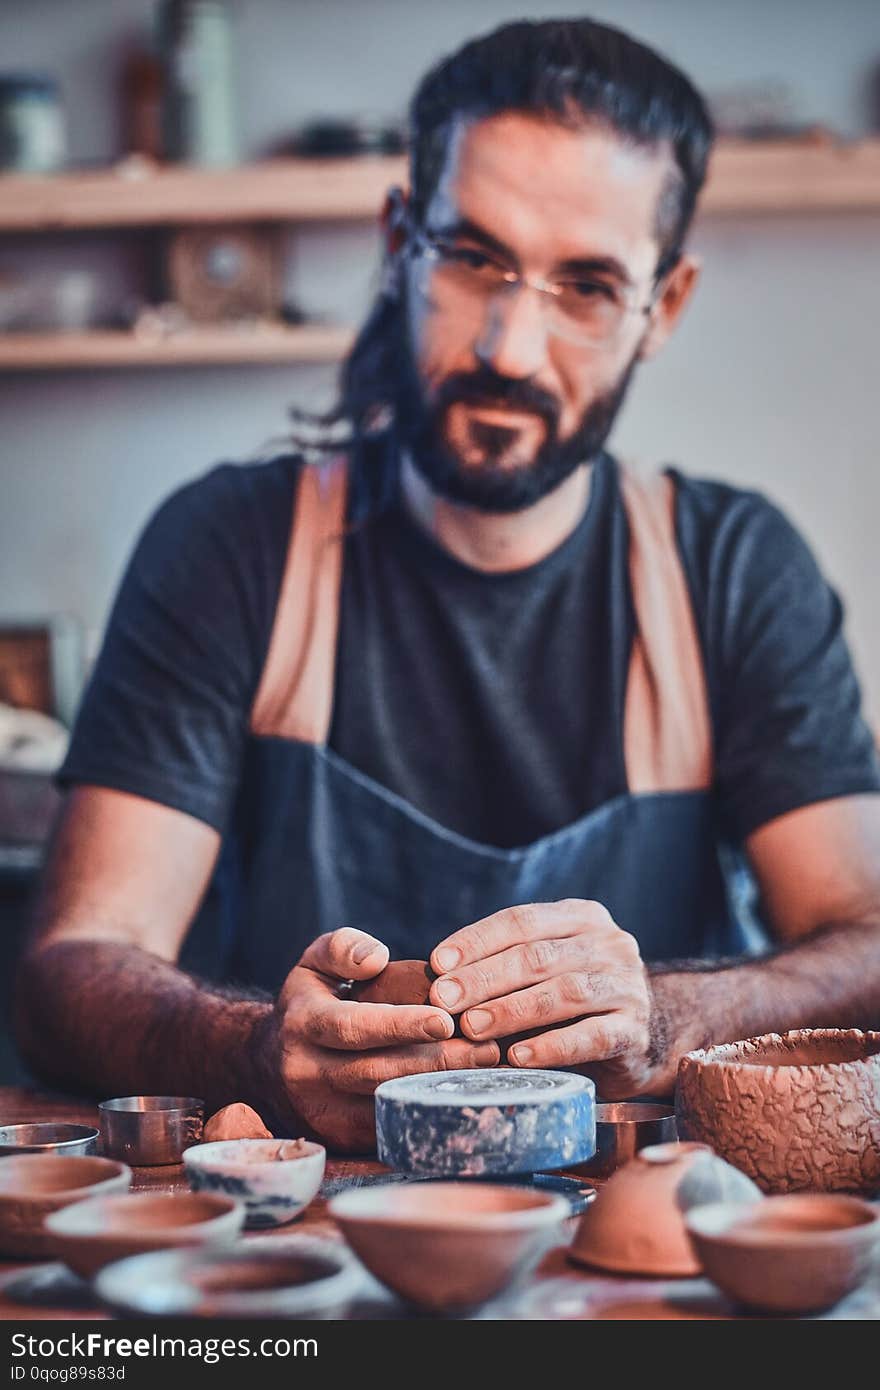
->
<box><xmin>375</xmin><ymin>1069</ymin><xmax>596</xmax><ymax>1177</ymax></box>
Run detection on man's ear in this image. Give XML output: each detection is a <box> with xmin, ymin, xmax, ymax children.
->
<box><xmin>638</xmin><ymin>253</ymin><xmax>701</xmax><ymax>360</ymax></box>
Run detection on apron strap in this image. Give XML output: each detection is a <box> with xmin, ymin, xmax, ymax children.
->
<box><xmin>249</xmin><ymin>457</ymin><xmax>348</xmax><ymax>743</ymax></box>
<box><xmin>250</xmin><ymin>455</ymin><xmax>713</xmax><ymax>790</ymax></box>
<box><xmin>620</xmin><ymin>467</ymin><xmax>713</xmax><ymax>792</ymax></box>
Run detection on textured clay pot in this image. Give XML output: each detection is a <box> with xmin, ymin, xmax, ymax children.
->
<box><xmin>568</xmin><ymin>1141</ymin><xmax>762</xmax><ymax>1276</ymax></box>
<box><xmin>329</xmin><ymin>1181</ymin><xmax>569</xmax><ymax>1313</ymax></box>
<box><xmin>685</xmin><ymin>1193</ymin><xmax>880</xmax><ymax>1313</ymax></box>
<box><xmin>0</xmin><ymin>1155</ymin><xmax>131</xmax><ymax>1259</ymax></box>
<box><xmin>43</xmin><ymin>1190</ymin><xmax>244</xmax><ymax>1278</ymax></box>
<box><xmin>676</xmin><ymin>1028</ymin><xmax>880</xmax><ymax>1194</ymax></box>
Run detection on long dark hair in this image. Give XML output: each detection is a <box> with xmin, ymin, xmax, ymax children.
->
<box><xmin>288</xmin><ymin>16</ymin><xmax>714</xmax><ymax>464</ymax></box>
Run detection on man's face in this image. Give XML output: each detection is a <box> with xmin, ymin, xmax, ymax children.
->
<box><xmin>396</xmin><ymin>112</ymin><xmax>680</xmax><ymax>511</ymax></box>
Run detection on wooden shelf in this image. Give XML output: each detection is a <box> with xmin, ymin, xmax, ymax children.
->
<box><xmin>0</xmin><ymin>323</ymin><xmax>354</xmax><ymax>370</ymax></box>
<box><xmin>0</xmin><ymin>140</ymin><xmax>877</xmax><ymax>233</ymax></box>
<box><xmin>0</xmin><ymin>156</ymin><xmax>408</xmax><ymax>231</ymax></box>
<box><xmin>703</xmin><ymin>137</ymin><xmax>880</xmax><ymax>213</ymax></box>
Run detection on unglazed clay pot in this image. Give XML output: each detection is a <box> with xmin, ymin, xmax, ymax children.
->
<box><xmin>329</xmin><ymin>1181</ymin><xmax>569</xmax><ymax>1313</ymax></box>
<box><xmin>43</xmin><ymin>1190</ymin><xmax>244</xmax><ymax>1278</ymax></box>
<box><xmin>93</xmin><ymin>1236</ymin><xmax>362</xmax><ymax>1319</ymax></box>
<box><xmin>685</xmin><ymin>1194</ymin><xmax>880</xmax><ymax>1313</ymax></box>
<box><xmin>568</xmin><ymin>1141</ymin><xmax>762</xmax><ymax>1276</ymax></box>
<box><xmin>676</xmin><ymin>1029</ymin><xmax>880</xmax><ymax>1194</ymax></box>
<box><xmin>354</xmin><ymin>960</ymin><xmax>434</xmax><ymax>1007</ymax></box>
<box><xmin>0</xmin><ymin>1155</ymin><xmax>131</xmax><ymax>1259</ymax></box>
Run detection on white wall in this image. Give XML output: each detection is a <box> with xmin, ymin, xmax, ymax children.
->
<box><xmin>1</xmin><ymin>0</ymin><xmax>879</xmax><ymax>716</ymax></box>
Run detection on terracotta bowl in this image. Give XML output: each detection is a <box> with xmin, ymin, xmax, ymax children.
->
<box><xmin>0</xmin><ymin>1155</ymin><xmax>131</xmax><ymax>1259</ymax></box>
<box><xmin>568</xmin><ymin>1141</ymin><xmax>762</xmax><ymax>1277</ymax></box>
<box><xmin>685</xmin><ymin>1194</ymin><xmax>880</xmax><ymax>1313</ymax></box>
<box><xmin>183</xmin><ymin>1138</ymin><xmax>326</xmax><ymax>1228</ymax></box>
<box><xmin>94</xmin><ymin>1236</ymin><xmax>363</xmax><ymax>1319</ymax></box>
<box><xmin>329</xmin><ymin>1181</ymin><xmax>569</xmax><ymax>1313</ymax></box>
<box><xmin>43</xmin><ymin>1190</ymin><xmax>244</xmax><ymax>1279</ymax></box>
<box><xmin>676</xmin><ymin>1028</ymin><xmax>880</xmax><ymax>1194</ymax></box>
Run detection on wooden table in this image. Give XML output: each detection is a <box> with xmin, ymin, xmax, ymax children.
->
<box><xmin>0</xmin><ymin>1087</ymin><xmax>877</xmax><ymax>1321</ymax></box>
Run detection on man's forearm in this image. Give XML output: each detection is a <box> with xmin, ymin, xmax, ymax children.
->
<box><xmin>15</xmin><ymin>939</ymin><xmax>283</xmax><ymax>1122</ymax></box>
<box><xmin>646</xmin><ymin>918</ymin><xmax>880</xmax><ymax>1094</ymax></box>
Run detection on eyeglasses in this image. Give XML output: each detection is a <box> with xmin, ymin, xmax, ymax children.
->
<box><xmin>407</xmin><ymin>226</ymin><xmax>660</xmax><ymax>348</ymax></box>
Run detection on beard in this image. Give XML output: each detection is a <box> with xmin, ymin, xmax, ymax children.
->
<box><xmin>392</xmin><ymin>320</ymin><xmax>640</xmax><ymax>514</ymax></box>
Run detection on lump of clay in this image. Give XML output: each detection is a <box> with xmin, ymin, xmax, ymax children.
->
<box><xmin>203</xmin><ymin>1102</ymin><xmax>273</xmax><ymax>1143</ymax></box>
<box><xmin>355</xmin><ymin>959</ymin><xmax>434</xmax><ymax>1007</ymax></box>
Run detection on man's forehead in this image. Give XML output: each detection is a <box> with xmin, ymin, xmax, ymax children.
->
<box><xmin>427</xmin><ymin>111</ymin><xmax>672</xmax><ymax>272</ymax></box>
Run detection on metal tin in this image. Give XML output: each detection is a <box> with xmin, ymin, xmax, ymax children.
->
<box><xmin>98</xmin><ymin>1096</ymin><xmax>204</xmax><ymax>1166</ymax></box>
<box><xmin>0</xmin><ymin>1123</ymin><xmax>99</xmax><ymax>1156</ymax></box>
<box><xmin>568</xmin><ymin>1101</ymin><xmax>678</xmax><ymax>1179</ymax></box>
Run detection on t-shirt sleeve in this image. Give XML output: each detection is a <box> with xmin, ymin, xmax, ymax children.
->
<box><xmin>57</xmin><ymin>461</ymin><xmax>293</xmax><ymax>832</ymax></box>
<box><xmin>675</xmin><ymin>475</ymin><xmax>880</xmax><ymax>842</ymax></box>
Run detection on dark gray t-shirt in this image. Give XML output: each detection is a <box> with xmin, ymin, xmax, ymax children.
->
<box><xmin>59</xmin><ymin>447</ymin><xmax>880</xmax><ymax>849</ymax></box>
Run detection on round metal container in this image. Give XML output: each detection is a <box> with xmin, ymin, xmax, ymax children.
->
<box><xmin>568</xmin><ymin>1101</ymin><xmax>677</xmax><ymax>1178</ymax></box>
<box><xmin>0</xmin><ymin>1123</ymin><xmax>99</xmax><ymax>1157</ymax></box>
<box><xmin>98</xmin><ymin>1097</ymin><xmax>204</xmax><ymax>1166</ymax></box>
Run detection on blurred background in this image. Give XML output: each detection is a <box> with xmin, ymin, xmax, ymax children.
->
<box><xmin>0</xmin><ymin>0</ymin><xmax>878</xmax><ymax>1079</ymax></box>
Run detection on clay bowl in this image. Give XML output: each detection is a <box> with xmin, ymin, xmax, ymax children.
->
<box><xmin>329</xmin><ymin>1180</ymin><xmax>569</xmax><ymax>1314</ymax></box>
<box><xmin>676</xmin><ymin>1028</ymin><xmax>880</xmax><ymax>1194</ymax></box>
<box><xmin>183</xmin><ymin>1138</ymin><xmax>326</xmax><ymax>1228</ymax></box>
<box><xmin>43</xmin><ymin>1190</ymin><xmax>244</xmax><ymax>1279</ymax></box>
<box><xmin>568</xmin><ymin>1141</ymin><xmax>762</xmax><ymax>1277</ymax></box>
<box><xmin>0</xmin><ymin>1123</ymin><xmax>99</xmax><ymax>1157</ymax></box>
<box><xmin>0</xmin><ymin>1155</ymin><xmax>131</xmax><ymax>1259</ymax></box>
<box><xmin>685</xmin><ymin>1194</ymin><xmax>880</xmax><ymax>1314</ymax></box>
<box><xmin>94</xmin><ymin>1236</ymin><xmax>363</xmax><ymax>1319</ymax></box>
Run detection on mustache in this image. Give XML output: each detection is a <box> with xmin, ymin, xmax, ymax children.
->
<box><xmin>432</xmin><ymin>367</ymin><xmax>560</xmax><ymax>429</ymax></box>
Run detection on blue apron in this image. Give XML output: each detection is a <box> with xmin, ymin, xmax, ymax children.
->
<box><xmin>188</xmin><ymin>457</ymin><xmax>765</xmax><ymax>991</ymax></box>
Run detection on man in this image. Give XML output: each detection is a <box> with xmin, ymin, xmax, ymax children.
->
<box><xmin>15</xmin><ymin>19</ymin><xmax>880</xmax><ymax>1153</ymax></box>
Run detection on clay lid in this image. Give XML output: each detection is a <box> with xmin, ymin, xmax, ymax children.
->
<box><xmin>568</xmin><ymin>1142</ymin><xmax>761</xmax><ymax>1277</ymax></box>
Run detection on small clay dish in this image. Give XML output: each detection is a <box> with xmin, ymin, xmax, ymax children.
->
<box><xmin>568</xmin><ymin>1101</ymin><xmax>678</xmax><ymax>1179</ymax></box>
<box><xmin>568</xmin><ymin>1141</ymin><xmax>762</xmax><ymax>1276</ymax></box>
<box><xmin>685</xmin><ymin>1194</ymin><xmax>880</xmax><ymax>1313</ymax></box>
<box><xmin>43</xmin><ymin>1190</ymin><xmax>244</xmax><ymax>1279</ymax></box>
<box><xmin>98</xmin><ymin>1096</ymin><xmax>204</xmax><ymax>1166</ymax></box>
<box><xmin>94</xmin><ymin>1236</ymin><xmax>362</xmax><ymax>1319</ymax></box>
<box><xmin>329</xmin><ymin>1180</ymin><xmax>569</xmax><ymax>1313</ymax></box>
<box><xmin>0</xmin><ymin>1124</ymin><xmax>99</xmax><ymax>1157</ymax></box>
<box><xmin>182</xmin><ymin>1138</ymin><xmax>326</xmax><ymax>1228</ymax></box>
<box><xmin>0</xmin><ymin>1155</ymin><xmax>131</xmax><ymax>1259</ymax></box>
<box><xmin>677</xmin><ymin>1028</ymin><xmax>880</xmax><ymax>1193</ymax></box>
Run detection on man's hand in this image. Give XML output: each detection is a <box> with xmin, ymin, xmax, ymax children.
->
<box><xmin>261</xmin><ymin>927</ymin><xmax>501</xmax><ymax>1152</ymax></box>
<box><xmin>428</xmin><ymin>899</ymin><xmax>655</xmax><ymax>1098</ymax></box>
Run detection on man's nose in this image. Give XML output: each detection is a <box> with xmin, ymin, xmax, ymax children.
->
<box><xmin>474</xmin><ymin>283</ymin><xmax>551</xmax><ymax>379</ymax></box>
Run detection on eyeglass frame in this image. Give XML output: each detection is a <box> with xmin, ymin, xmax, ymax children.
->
<box><xmin>404</xmin><ymin>222</ymin><xmax>673</xmax><ymax>349</ymax></box>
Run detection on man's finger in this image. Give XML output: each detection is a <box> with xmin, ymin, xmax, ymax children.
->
<box><xmin>299</xmin><ymin>927</ymin><xmax>390</xmax><ymax>981</ymax></box>
<box><xmin>506</xmin><ymin>1014</ymin><xmax>635</xmax><ymax>1069</ymax></box>
<box><xmin>430</xmin><ymin>935</ymin><xmax>615</xmax><ymax>1014</ymax></box>
<box><xmin>325</xmin><ymin>1037</ymin><xmax>502</xmax><ymax>1095</ymax></box>
<box><xmin>294</xmin><ymin>995</ymin><xmax>456</xmax><ymax>1050</ymax></box>
<box><xmin>454</xmin><ymin>969</ymin><xmax>633</xmax><ymax>1041</ymax></box>
<box><xmin>430</xmin><ymin>899</ymin><xmax>615</xmax><ymax>974</ymax></box>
